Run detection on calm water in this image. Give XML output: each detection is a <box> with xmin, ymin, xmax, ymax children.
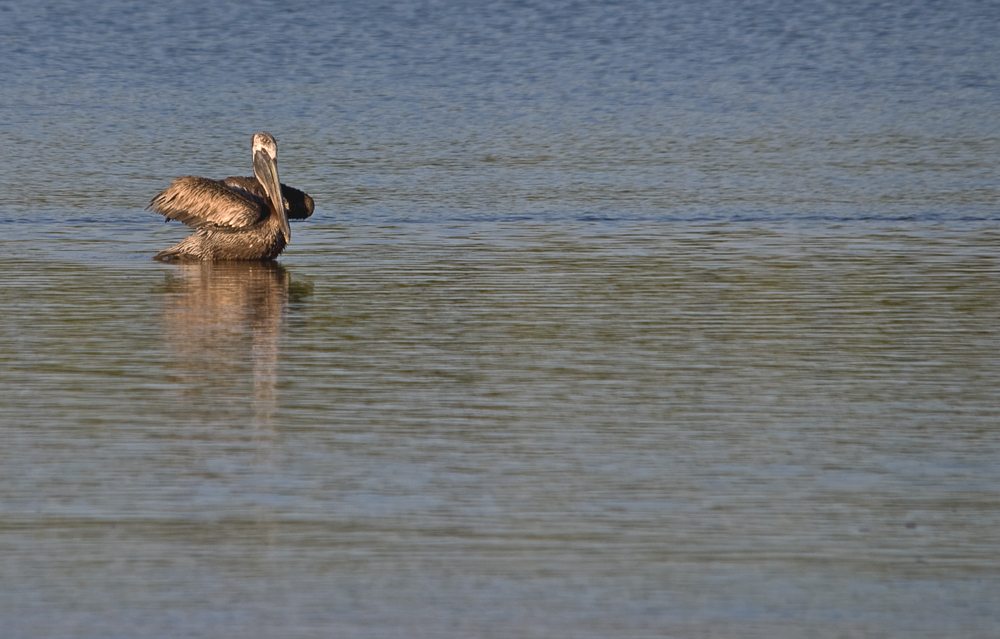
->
<box><xmin>2</xmin><ymin>0</ymin><xmax>1000</xmax><ymax>637</ymax></box>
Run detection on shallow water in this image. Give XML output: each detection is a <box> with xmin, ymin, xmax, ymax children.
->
<box><xmin>2</xmin><ymin>0</ymin><xmax>1000</xmax><ymax>637</ymax></box>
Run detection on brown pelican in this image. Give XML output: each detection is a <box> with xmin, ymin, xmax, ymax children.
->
<box><xmin>149</xmin><ymin>132</ymin><xmax>314</xmax><ymax>261</ymax></box>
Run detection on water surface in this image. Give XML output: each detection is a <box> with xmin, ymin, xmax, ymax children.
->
<box><xmin>1</xmin><ymin>0</ymin><xmax>999</xmax><ymax>637</ymax></box>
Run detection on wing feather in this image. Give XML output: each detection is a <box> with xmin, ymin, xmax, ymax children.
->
<box><xmin>147</xmin><ymin>176</ymin><xmax>269</xmax><ymax>230</ymax></box>
<box><xmin>223</xmin><ymin>176</ymin><xmax>315</xmax><ymax>220</ymax></box>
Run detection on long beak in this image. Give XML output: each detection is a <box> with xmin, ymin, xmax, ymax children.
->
<box><xmin>253</xmin><ymin>147</ymin><xmax>291</xmax><ymax>243</ymax></box>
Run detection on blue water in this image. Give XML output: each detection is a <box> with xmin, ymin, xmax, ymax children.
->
<box><xmin>1</xmin><ymin>1</ymin><xmax>999</xmax><ymax>637</ymax></box>
<box><xmin>2</xmin><ymin>0</ymin><xmax>998</xmax><ymax>223</ymax></box>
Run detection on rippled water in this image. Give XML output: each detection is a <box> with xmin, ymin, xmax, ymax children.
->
<box><xmin>2</xmin><ymin>0</ymin><xmax>1000</xmax><ymax>637</ymax></box>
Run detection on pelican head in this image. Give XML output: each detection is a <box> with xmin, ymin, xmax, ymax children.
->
<box><xmin>252</xmin><ymin>132</ymin><xmax>290</xmax><ymax>243</ymax></box>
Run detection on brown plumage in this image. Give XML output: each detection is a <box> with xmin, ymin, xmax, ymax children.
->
<box><xmin>221</xmin><ymin>176</ymin><xmax>315</xmax><ymax>221</ymax></box>
<box><xmin>148</xmin><ymin>132</ymin><xmax>313</xmax><ymax>261</ymax></box>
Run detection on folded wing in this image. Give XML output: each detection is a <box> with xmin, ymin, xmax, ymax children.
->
<box><xmin>222</xmin><ymin>176</ymin><xmax>315</xmax><ymax>220</ymax></box>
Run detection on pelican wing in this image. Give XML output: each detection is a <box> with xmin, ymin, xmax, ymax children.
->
<box><xmin>223</xmin><ymin>176</ymin><xmax>315</xmax><ymax>220</ymax></box>
<box><xmin>148</xmin><ymin>175</ymin><xmax>269</xmax><ymax>230</ymax></box>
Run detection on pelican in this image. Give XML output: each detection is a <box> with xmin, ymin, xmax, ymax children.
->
<box><xmin>149</xmin><ymin>132</ymin><xmax>314</xmax><ymax>261</ymax></box>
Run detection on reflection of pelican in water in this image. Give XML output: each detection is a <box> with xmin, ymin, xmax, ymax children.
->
<box><xmin>149</xmin><ymin>132</ymin><xmax>314</xmax><ymax>261</ymax></box>
<box><xmin>161</xmin><ymin>261</ymin><xmax>311</xmax><ymax>429</ymax></box>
